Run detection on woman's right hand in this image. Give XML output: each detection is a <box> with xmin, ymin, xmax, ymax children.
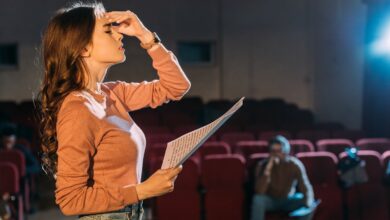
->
<box><xmin>135</xmin><ymin>166</ymin><xmax>183</xmax><ymax>200</ymax></box>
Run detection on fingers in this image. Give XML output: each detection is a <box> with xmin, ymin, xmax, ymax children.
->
<box><xmin>174</xmin><ymin>166</ymin><xmax>182</xmax><ymax>175</ymax></box>
<box><xmin>147</xmin><ymin>167</ymin><xmax>183</xmax><ymax>196</ymax></box>
<box><xmin>111</xmin><ymin>23</ymin><xmax>128</xmax><ymax>34</ymax></box>
<box><xmin>158</xmin><ymin>165</ymin><xmax>182</xmax><ymax>180</ymax></box>
<box><xmin>105</xmin><ymin>10</ymin><xmax>137</xmax><ymax>24</ymax></box>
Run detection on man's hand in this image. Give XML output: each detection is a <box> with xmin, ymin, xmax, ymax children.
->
<box><xmin>264</xmin><ymin>157</ymin><xmax>275</xmax><ymax>176</ymax></box>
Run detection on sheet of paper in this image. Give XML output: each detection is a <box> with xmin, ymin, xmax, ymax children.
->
<box><xmin>161</xmin><ymin>97</ymin><xmax>245</xmax><ymax>169</ymax></box>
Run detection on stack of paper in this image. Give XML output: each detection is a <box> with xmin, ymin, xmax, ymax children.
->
<box><xmin>161</xmin><ymin>97</ymin><xmax>245</xmax><ymax>169</ymax></box>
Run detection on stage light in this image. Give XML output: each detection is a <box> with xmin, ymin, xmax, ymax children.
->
<box><xmin>371</xmin><ymin>18</ymin><xmax>390</xmax><ymax>57</ymax></box>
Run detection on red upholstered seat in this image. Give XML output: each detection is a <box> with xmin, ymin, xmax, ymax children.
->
<box><xmin>235</xmin><ymin>141</ymin><xmax>269</xmax><ymax>161</ymax></box>
<box><xmin>356</xmin><ymin>138</ymin><xmax>390</xmax><ymax>154</ymax></box>
<box><xmin>339</xmin><ymin>150</ymin><xmax>389</xmax><ymax>220</ymax></box>
<box><xmin>383</xmin><ymin>150</ymin><xmax>390</xmax><ymax>167</ymax></box>
<box><xmin>0</xmin><ymin>149</ymin><xmax>30</xmax><ymax>212</ymax></box>
<box><xmin>0</xmin><ymin>162</ymin><xmax>24</xmax><ymax>220</ymax></box>
<box><xmin>199</xmin><ymin>141</ymin><xmax>231</xmax><ymax>160</ymax></box>
<box><xmin>383</xmin><ymin>150</ymin><xmax>390</xmax><ymax>216</ymax></box>
<box><xmin>151</xmin><ymin>157</ymin><xmax>201</xmax><ymax>220</ymax></box>
<box><xmin>219</xmin><ymin>132</ymin><xmax>256</xmax><ymax>152</ymax></box>
<box><xmin>201</xmin><ymin>155</ymin><xmax>246</xmax><ymax>220</ymax></box>
<box><xmin>296</xmin><ymin>152</ymin><xmax>343</xmax><ymax>220</ymax></box>
<box><xmin>316</xmin><ymin>139</ymin><xmax>354</xmax><ymax>157</ymax></box>
<box><xmin>289</xmin><ymin>139</ymin><xmax>315</xmax><ymax>155</ymax></box>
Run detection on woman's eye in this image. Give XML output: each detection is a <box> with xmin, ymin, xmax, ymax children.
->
<box><xmin>105</xmin><ymin>30</ymin><xmax>113</xmax><ymax>34</ymax></box>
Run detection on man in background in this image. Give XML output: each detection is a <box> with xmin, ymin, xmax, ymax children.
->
<box><xmin>251</xmin><ymin>135</ymin><xmax>315</xmax><ymax>220</ymax></box>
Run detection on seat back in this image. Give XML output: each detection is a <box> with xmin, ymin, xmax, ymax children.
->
<box><xmin>339</xmin><ymin>150</ymin><xmax>389</xmax><ymax>220</ymax></box>
<box><xmin>0</xmin><ymin>162</ymin><xmax>19</xmax><ymax>194</ymax></box>
<box><xmin>296</xmin><ymin>152</ymin><xmax>343</xmax><ymax>220</ymax></box>
<box><xmin>316</xmin><ymin>139</ymin><xmax>354</xmax><ymax>157</ymax></box>
<box><xmin>200</xmin><ymin>141</ymin><xmax>231</xmax><ymax>159</ymax></box>
<box><xmin>219</xmin><ymin>132</ymin><xmax>256</xmax><ymax>152</ymax></box>
<box><xmin>235</xmin><ymin>141</ymin><xmax>268</xmax><ymax>160</ymax></box>
<box><xmin>356</xmin><ymin>138</ymin><xmax>390</xmax><ymax>154</ymax></box>
<box><xmin>0</xmin><ymin>149</ymin><xmax>26</xmax><ymax>177</ymax></box>
<box><xmin>153</xmin><ymin>157</ymin><xmax>201</xmax><ymax>220</ymax></box>
<box><xmin>289</xmin><ymin>139</ymin><xmax>315</xmax><ymax>155</ymax></box>
<box><xmin>201</xmin><ymin>155</ymin><xmax>246</xmax><ymax>220</ymax></box>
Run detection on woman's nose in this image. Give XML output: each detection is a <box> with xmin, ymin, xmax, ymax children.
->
<box><xmin>117</xmin><ymin>33</ymin><xmax>123</xmax><ymax>41</ymax></box>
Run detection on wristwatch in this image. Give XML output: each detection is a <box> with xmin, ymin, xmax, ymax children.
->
<box><xmin>140</xmin><ymin>32</ymin><xmax>161</xmax><ymax>50</ymax></box>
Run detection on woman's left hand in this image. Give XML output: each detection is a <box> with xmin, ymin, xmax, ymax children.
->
<box><xmin>104</xmin><ymin>10</ymin><xmax>154</xmax><ymax>43</ymax></box>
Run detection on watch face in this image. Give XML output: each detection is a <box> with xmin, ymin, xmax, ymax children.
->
<box><xmin>153</xmin><ymin>32</ymin><xmax>161</xmax><ymax>43</ymax></box>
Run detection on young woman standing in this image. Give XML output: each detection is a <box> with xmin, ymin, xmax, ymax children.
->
<box><xmin>38</xmin><ymin>2</ymin><xmax>190</xmax><ymax>219</ymax></box>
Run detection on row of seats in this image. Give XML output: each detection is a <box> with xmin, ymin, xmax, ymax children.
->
<box><xmin>144</xmin><ymin>132</ymin><xmax>390</xmax><ymax>159</ymax></box>
<box><xmin>0</xmin><ymin>97</ymin><xmax>345</xmax><ymax>154</ymax></box>
<box><xmin>142</xmin><ymin>135</ymin><xmax>390</xmax><ymax>184</ymax></box>
<box><xmin>140</xmin><ymin>125</ymin><xmax>365</xmax><ymax>141</ymax></box>
<box><xmin>141</xmin><ymin>129</ymin><xmax>369</xmax><ymax>145</ymax></box>
<box><xmin>0</xmin><ymin>97</ymin><xmax>317</xmax><ymax>129</ymax></box>
<box><xmin>147</xmin><ymin>150</ymin><xmax>390</xmax><ymax>220</ymax></box>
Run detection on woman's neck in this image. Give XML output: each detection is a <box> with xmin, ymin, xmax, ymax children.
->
<box><xmin>84</xmin><ymin>59</ymin><xmax>110</xmax><ymax>93</ymax></box>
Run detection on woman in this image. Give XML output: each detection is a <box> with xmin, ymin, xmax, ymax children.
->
<box><xmin>38</xmin><ymin>2</ymin><xmax>191</xmax><ymax>219</ymax></box>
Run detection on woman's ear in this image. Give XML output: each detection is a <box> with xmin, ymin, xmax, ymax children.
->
<box><xmin>81</xmin><ymin>45</ymin><xmax>92</xmax><ymax>58</ymax></box>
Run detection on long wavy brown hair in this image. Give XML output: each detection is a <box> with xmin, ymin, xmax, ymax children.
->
<box><xmin>37</xmin><ymin>2</ymin><xmax>105</xmax><ymax>177</ymax></box>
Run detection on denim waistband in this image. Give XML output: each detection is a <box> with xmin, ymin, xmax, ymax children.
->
<box><xmin>78</xmin><ymin>201</ymin><xmax>143</xmax><ymax>218</ymax></box>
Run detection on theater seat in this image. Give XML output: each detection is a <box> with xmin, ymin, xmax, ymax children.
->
<box><xmin>235</xmin><ymin>141</ymin><xmax>269</xmax><ymax>161</ymax></box>
<box><xmin>339</xmin><ymin>150</ymin><xmax>389</xmax><ymax>220</ymax></box>
<box><xmin>219</xmin><ymin>132</ymin><xmax>256</xmax><ymax>152</ymax></box>
<box><xmin>356</xmin><ymin>138</ymin><xmax>390</xmax><ymax>154</ymax></box>
<box><xmin>0</xmin><ymin>162</ymin><xmax>24</xmax><ymax>220</ymax></box>
<box><xmin>383</xmin><ymin>151</ymin><xmax>390</xmax><ymax>218</ymax></box>
<box><xmin>200</xmin><ymin>141</ymin><xmax>231</xmax><ymax>160</ymax></box>
<box><xmin>201</xmin><ymin>155</ymin><xmax>246</xmax><ymax>220</ymax></box>
<box><xmin>151</xmin><ymin>157</ymin><xmax>201</xmax><ymax>220</ymax></box>
<box><xmin>0</xmin><ymin>149</ymin><xmax>30</xmax><ymax>212</ymax></box>
<box><xmin>316</xmin><ymin>139</ymin><xmax>354</xmax><ymax>157</ymax></box>
<box><xmin>289</xmin><ymin>139</ymin><xmax>315</xmax><ymax>155</ymax></box>
<box><xmin>383</xmin><ymin>150</ymin><xmax>390</xmax><ymax>169</ymax></box>
<box><xmin>296</xmin><ymin>152</ymin><xmax>343</xmax><ymax>220</ymax></box>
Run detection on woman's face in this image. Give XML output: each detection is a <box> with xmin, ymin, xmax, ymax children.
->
<box><xmin>85</xmin><ymin>16</ymin><xmax>126</xmax><ymax>65</ymax></box>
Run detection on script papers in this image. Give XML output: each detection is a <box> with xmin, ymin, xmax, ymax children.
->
<box><xmin>161</xmin><ymin>97</ymin><xmax>245</xmax><ymax>169</ymax></box>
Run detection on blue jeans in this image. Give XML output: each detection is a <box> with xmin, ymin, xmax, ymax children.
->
<box><xmin>251</xmin><ymin>193</ymin><xmax>313</xmax><ymax>220</ymax></box>
<box><xmin>78</xmin><ymin>202</ymin><xmax>144</xmax><ymax>220</ymax></box>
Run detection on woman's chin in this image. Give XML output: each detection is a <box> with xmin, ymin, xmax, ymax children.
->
<box><xmin>115</xmin><ymin>55</ymin><xmax>126</xmax><ymax>64</ymax></box>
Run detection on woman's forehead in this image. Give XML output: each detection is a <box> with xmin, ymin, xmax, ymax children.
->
<box><xmin>95</xmin><ymin>17</ymin><xmax>111</xmax><ymax>29</ymax></box>
<box><xmin>270</xmin><ymin>143</ymin><xmax>282</xmax><ymax>150</ymax></box>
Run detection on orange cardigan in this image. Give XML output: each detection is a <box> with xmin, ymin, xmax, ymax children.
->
<box><xmin>55</xmin><ymin>43</ymin><xmax>191</xmax><ymax>216</ymax></box>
